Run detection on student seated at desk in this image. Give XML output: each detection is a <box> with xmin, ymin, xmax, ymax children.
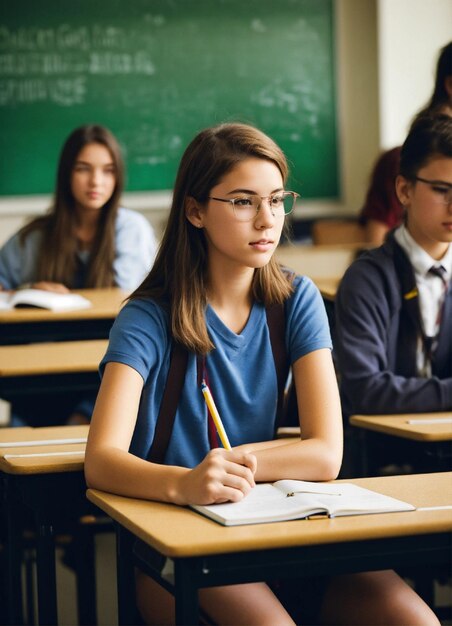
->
<box><xmin>0</xmin><ymin>124</ymin><xmax>157</xmax><ymax>426</ymax></box>
<box><xmin>335</xmin><ymin>115</ymin><xmax>452</xmax><ymax>470</ymax></box>
<box><xmin>85</xmin><ymin>123</ymin><xmax>437</xmax><ymax>626</ymax></box>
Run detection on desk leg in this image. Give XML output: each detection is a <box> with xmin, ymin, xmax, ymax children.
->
<box><xmin>174</xmin><ymin>559</ymin><xmax>199</xmax><ymax>626</ymax></box>
<box><xmin>116</xmin><ymin>525</ymin><xmax>137</xmax><ymax>626</ymax></box>
<box><xmin>74</xmin><ymin>522</ymin><xmax>98</xmax><ymax>626</ymax></box>
<box><xmin>5</xmin><ymin>495</ymin><xmax>24</xmax><ymax>625</ymax></box>
<box><xmin>35</xmin><ymin>522</ymin><xmax>58</xmax><ymax>626</ymax></box>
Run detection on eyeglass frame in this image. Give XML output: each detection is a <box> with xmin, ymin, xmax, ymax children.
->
<box><xmin>413</xmin><ymin>176</ymin><xmax>452</xmax><ymax>204</ymax></box>
<box><xmin>208</xmin><ymin>191</ymin><xmax>299</xmax><ymax>221</ymax></box>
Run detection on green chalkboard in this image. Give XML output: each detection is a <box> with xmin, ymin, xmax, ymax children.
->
<box><xmin>0</xmin><ymin>0</ymin><xmax>338</xmax><ymax>198</ymax></box>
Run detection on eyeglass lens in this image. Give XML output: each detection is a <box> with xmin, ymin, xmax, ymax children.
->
<box><xmin>232</xmin><ymin>193</ymin><xmax>295</xmax><ymax>221</ymax></box>
<box><xmin>415</xmin><ymin>177</ymin><xmax>452</xmax><ymax>205</ymax></box>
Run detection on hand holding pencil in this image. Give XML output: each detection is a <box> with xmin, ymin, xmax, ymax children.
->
<box><xmin>174</xmin><ymin>379</ymin><xmax>254</xmax><ymax>505</ymax></box>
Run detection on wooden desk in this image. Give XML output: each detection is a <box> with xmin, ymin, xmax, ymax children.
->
<box><xmin>350</xmin><ymin>413</ymin><xmax>452</xmax><ymax>443</ymax></box>
<box><xmin>0</xmin><ymin>339</ymin><xmax>107</xmax><ymax>400</ymax></box>
<box><xmin>276</xmin><ymin>244</ymin><xmax>341</xmax><ymax>328</ymax></box>
<box><xmin>312</xmin><ymin>277</ymin><xmax>340</xmax><ymax>302</ymax></box>
<box><xmin>350</xmin><ymin>413</ymin><xmax>452</xmax><ymax>475</ymax></box>
<box><xmin>0</xmin><ymin>425</ymin><xmax>98</xmax><ymax>625</ymax></box>
<box><xmin>0</xmin><ymin>287</ymin><xmax>127</xmax><ymax>345</ymax></box>
<box><xmin>87</xmin><ymin>472</ymin><xmax>452</xmax><ymax>625</ymax></box>
<box><xmin>312</xmin><ymin>276</ymin><xmax>340</xmax><ymax>331</ymax></box>
<box><xmin>275</xmin><ymin>243</ymin><xmax>356</xmax><ymax>280</ymax></box>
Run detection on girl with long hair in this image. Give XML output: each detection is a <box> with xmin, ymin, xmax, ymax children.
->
<box><xmin>0</xmin><ymin>124</ymin><xmax>157</xmax><ymax>426</ymax></box>
<box><xmin>86</xmin><ymin>122</ymin><xmax>438</xmax><ymax>625</ymax></box>
<box><xmin>0</xmin><ymin>124</ymin><xmax>156</xmax><ymax>292</ymax></box>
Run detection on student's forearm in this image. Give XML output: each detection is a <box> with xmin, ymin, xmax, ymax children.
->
<box><xmin>235</xmin><ymin>438</ymin><xmax>341</xmax><ymax>482</ymax></box>
<box><xmin>85</xmin><ymin>446</ymin><xmax>188</xmax><ymax>503</ymax></box>
<box><xmin>86</xmin><ymin>445</ymin><xmax>258</xmax><ymax>506</ymax></box>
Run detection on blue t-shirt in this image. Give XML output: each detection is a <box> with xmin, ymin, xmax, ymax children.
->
<box><xmin>100</xmin><ymin>275</ymin><xmax>331</xmax><ymax>467</ymax></box>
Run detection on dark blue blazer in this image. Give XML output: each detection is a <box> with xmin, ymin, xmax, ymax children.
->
<box><xmin>334</xmin><ymin>233</ymin><xmax>452</xmax><ymax>417</ymax></box>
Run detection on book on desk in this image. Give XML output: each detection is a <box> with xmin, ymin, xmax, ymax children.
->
<box><xmin>191</xmin><ymin>479</ymin><xmax>415</xmax><ymax>526</ymax></box>
<box><xmin>0</xmin><ymin>289</ymin><xmax>92</xmax><ymax>312</ymax></box>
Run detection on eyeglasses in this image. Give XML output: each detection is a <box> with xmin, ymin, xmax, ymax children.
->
<box><xmin>414</xmin><ymin>177</ymin><xmax>452</xmax><ymax>205</ymax></box>
<box><xmin>208</xmin><ymin>191</ymin><xmax>299</xmax><ymax>222</ymax></box>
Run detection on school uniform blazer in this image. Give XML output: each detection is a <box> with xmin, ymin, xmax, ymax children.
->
<box><xmin>334</xmin><ymin>234</ymin><xmax>452</xmax><ymax>417</ymax></box>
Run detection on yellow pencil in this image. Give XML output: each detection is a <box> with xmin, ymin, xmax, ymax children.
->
<box><xmin>201</xmin><ymin>380</ymin><xmax>231</xmax><ymax>450</ymax></box>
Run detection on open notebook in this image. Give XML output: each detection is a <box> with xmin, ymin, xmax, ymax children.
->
<box><xmin>0</xmin><ymin>289</ymin><xmax>91</xmax><ymax>312</ymax></box>
<box><xmin>191</xmin><ymin>480</ymin><xmax>415</xmax><ymax>526</ymax></box>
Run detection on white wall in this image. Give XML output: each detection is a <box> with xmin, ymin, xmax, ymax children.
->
<box><xmin>378</xmin><ymin>0</ymin><xmax>452</xmax><ymax>148</ymax></box>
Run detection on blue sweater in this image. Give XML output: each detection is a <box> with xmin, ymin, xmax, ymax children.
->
<box><xmin>335</xmin><ymin>235</ymin><xmax>452</xmax><ymax>416</ymax></box>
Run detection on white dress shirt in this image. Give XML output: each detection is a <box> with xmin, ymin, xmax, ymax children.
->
<box><xmin>394</xmin><ymin>225</ymin><xmax>451</xmax><ymax>375</ymax></box>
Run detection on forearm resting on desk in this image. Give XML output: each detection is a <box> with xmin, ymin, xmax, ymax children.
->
<box><xmin>234</xmin><ymin>437</ymin><xmax>342</xmax><ymax>483</ymax></box>
<box><xmin>85</xmin><ymin>445</ymin><xmax>257</xmax><ymax>506</ymax></box>
<box><xmin>85</xmin><ymin>445</ymin><xmax>187</xmax><ymax>501</ymax></box>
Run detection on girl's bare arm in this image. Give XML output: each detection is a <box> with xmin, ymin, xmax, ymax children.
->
<box><xmin>234</xmin><ymin>348</ymin><xmax>343</xmax><ymax>482</ymax></box>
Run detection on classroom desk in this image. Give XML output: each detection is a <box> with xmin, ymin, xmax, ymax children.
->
<box><xmin>350</xmin><ymin>413</ymin><xmax>452</xmax><ymax>474</ymax></box>
<box><xmin>0</xmin><ymin>339</ymin><xmax>107</xmax><ymax>400</ymax></box>
<box><xmin>87</xmin><ymin>472</ymin><xmax>452</xmax><ymax>625</ymax></box>
<box><xmin>312</xmin><ymin>277</ymin><xmax>340</xmax><ymax>302</ymax></box>
<box><xmin>311</xmin><ymin>276</ymin><xmax>340</xmax><ymax>331</ymax></box>
<box><xmin>275</xmin><ymin>243</ymin><xmax>357</xmax><ymax>280</ymax></box>
<box><xmin>0</xmin><ymin>424</ymin><xmax>98</xmax><ymax>625</ymax></box>
<box><xmin>0</xmin><ymin>287</ymin><xmax>127</xmax><ymax>345</ymax></box>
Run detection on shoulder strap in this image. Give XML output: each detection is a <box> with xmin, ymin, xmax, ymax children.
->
<box><xmin>147</xmin><ymin>342</ymin><xmax>188</xmax><ymax>464</ymax></box>
<box><xmin>265</xmin><ymin>302</ymin><xmax>291</xmax><ymax>428</ymax></box>
<box><xmin>390</xmin><ymin>236</ymin><xmax>423</xmax><ymax>375</ymax></box>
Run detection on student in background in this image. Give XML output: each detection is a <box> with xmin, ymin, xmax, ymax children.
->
<box><xmin>0</xmin><ymin>124</ymin><xmax>157</xmax><ymax>426</ymax></box>
<box><xmin>85</xmin><ymin>122</ymin><xmax>437</xmax><ymax>626</ymax></box>
<box><xmin>336</xmin><ymin>114</ymin><xmax>452</xmax><ymax>421</ymax></box>
<box><xmin>358</xmin><ymin>146</ymin><xmax>403</xmax><ymax>246</ymax></box>
<box><xmin>0</xmin><ymin>124</ymin><xmax>157</xmax><ymax>293</ymax></box>
<box><xmin>360</xmin><ymin>41</ymin><xmax>452</xmax><ymax>246</ymax></box>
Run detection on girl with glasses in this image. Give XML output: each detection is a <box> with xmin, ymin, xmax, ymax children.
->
<box><xmin>86</xmin><ymin>122</ymin><xmax>437</xmax><ymax>625</ymax></box>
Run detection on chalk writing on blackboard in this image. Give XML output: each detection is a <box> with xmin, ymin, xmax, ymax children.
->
<box><xmin>0</xmin><ymin>0</ymin><xmax>338</xmax><ymax>198</ymax></box>
<box><xmin>0</xmin><ymin>25</ymin><xmax>157</xmax><ymax>106</ymax></box>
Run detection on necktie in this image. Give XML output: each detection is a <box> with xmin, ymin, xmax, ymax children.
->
<box><xmin>428</xmin><ymin>265</ymin><xmax>447</xmax><ymax>285</ymax></box>
<box><xmin>424</xmin><ymin>265</ymin><xmax>448</xmax><ymax>362</ymax></box>
<box><xmin>428</xmin><ymin>266</ymin><xmax>448</xmax><ymax>327</ymax></box>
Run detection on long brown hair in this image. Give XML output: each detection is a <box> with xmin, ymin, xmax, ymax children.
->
<box><xmin>20</xmin><ymin>124</ymin><xmax>124</xmax><ymax>287</ymax></box>
<box><xmin>132</xmin><ymin>122</ymin><xmax>294</xmax><ymax>354</ymax></box>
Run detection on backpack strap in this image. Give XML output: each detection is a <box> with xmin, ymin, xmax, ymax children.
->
<box><xmin>148</xmin><ymin>342</ymin><xmax>189</xmax><ymax>464</ymax></box>
<box><xmin>390</xmin><ymin>236</ymin><xmax>423</xmax><ymax>376</ymax></box>
<box><xmin>265</xmin><ymin>302</ymin><xmax>291</xmax><ymax>429</ymax></box>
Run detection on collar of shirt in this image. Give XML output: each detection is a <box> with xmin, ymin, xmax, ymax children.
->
<box><xmin>394</xmin><ymin>225</ymin><xmax>452</xmax><ymax>281</ymax></box>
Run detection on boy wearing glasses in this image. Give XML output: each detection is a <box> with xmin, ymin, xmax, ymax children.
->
<box><xmin>335</xmin><ymin>114</ymin><xmax>452</xmax><ymax>468</ymax></box>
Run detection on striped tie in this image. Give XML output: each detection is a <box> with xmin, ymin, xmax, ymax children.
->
<box><xmin>425</xmin><ymin>265</ymin><xmax>448</xmax><ymax>360</ymax></box>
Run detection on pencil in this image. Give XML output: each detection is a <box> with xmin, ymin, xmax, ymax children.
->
<box><xmin>201</xmin><ymin>380</ymin><xmax>231</xmax><ymax>450</ymax></box>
